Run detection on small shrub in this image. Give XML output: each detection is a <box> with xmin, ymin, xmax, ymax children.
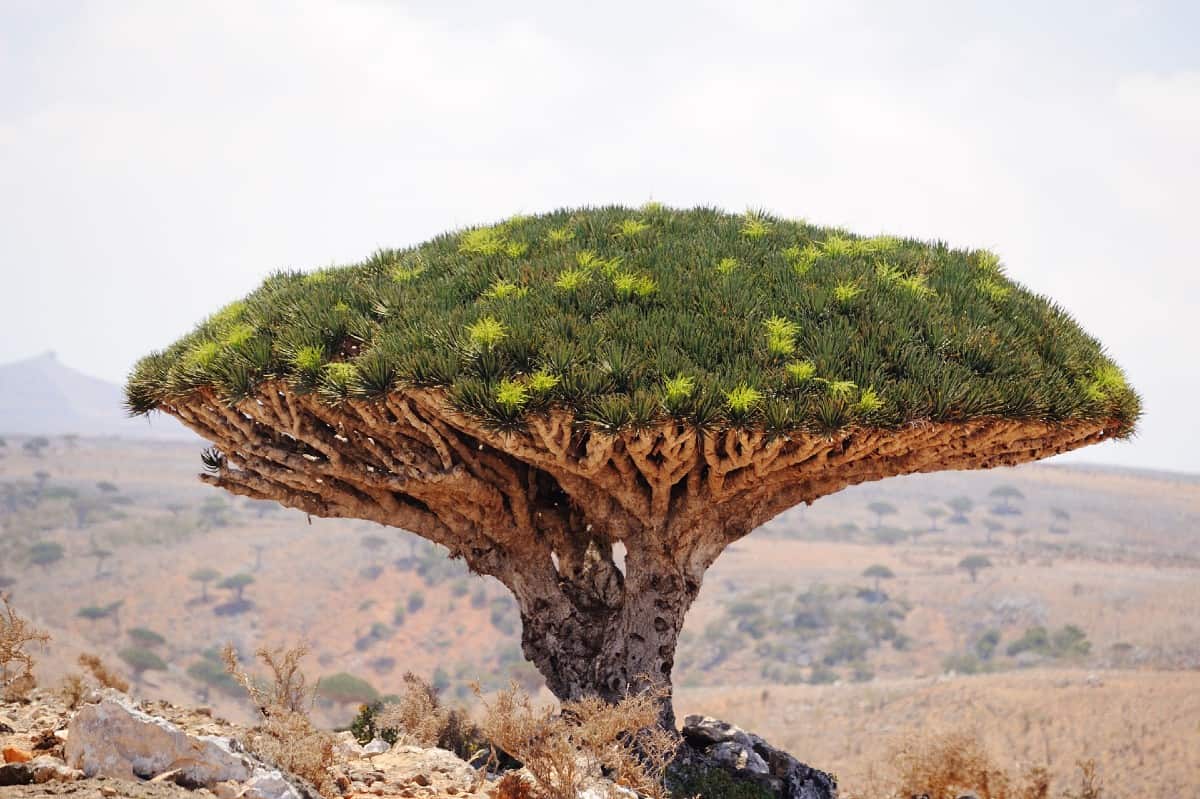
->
<box><xmin>78</xmin><ymin>653</ymin><xmax>130</xmax><ymax>692</ymax></box>
<box><xmin>0</xmin><ymin>594</ymin><xmax>50</xmax><ymax>700</ymax></box>
<box><xmin>356</xmin><ymin>672</ymin><xmax>484</xmax><ymax>760</ymax></box>
<box><xmin>223</xmin><ymin>643</ymin><xmax>338</xmax><ymax>797</ymax></box>
<box><xmin>58</xmin><ymin>673</ymin><xmax>88</xmax><ymax>709</ymax></box>
<box><xmin>476</xmin><ymin>682</ymin><xmax>678</xmax><ymax>799</ymax></box>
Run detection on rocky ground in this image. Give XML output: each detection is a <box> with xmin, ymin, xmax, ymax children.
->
<box><xmin>0</xmin><ymin>688</ymin><xmax>491</xmax><ymax>799</ymax></box>
<box><xmin>0</xmin><ymin>687</ymin><xmax>836</xmax><ymax>799</ymax></box>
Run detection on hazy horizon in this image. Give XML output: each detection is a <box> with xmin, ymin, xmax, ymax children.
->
<box><xmin>2</xmin><ymin>1</ymin><xmax>1197</xmax><ymax>472</ymax></box>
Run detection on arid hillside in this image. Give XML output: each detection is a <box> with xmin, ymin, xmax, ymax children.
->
<box><xmin>1</xmin><ymin>434</ymin><xmax>1197</xmax><ymax>796</ymax></box>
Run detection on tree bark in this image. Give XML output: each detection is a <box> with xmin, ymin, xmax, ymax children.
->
<box><xmin>509</xmin><ymin>537</ymin><xmax>700</xmax><ymax>730</ymax></box>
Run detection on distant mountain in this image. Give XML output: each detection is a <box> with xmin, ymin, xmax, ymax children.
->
<box><xmin>0</xmin><ymin>351</ymin><xmax>192</xmax><ymax>439</ymax></box>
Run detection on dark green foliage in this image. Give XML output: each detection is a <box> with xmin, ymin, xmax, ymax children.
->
<box><xmin>350</xmin><ymin>701</ymin><xmax>400</xmax><ymax>746</ymax></box>
<box><xmin>128</xmin><ymin>627</ymin><xmax>166</xmax><ymax>648</ymax></box>
<box><xmin>119</xmin><ymin>647</ymin><xmax>167</xmax><ymax>675</ymax></box>
<box><xmin>28</xmin><ymin>541</ymin><xmax>64</xmax><ymax>569</ymax></box>
<box><xmin>187</xmin><ymin>657</ymin><xmax>243</xmax><ymax>697</ymax></box>
<box><xmin>669</xmin><ymin>765</ymin><xmax>775</xmax><ymax>799</ymax></box>
<box><xmin>218</xmin><ymin>572</ymin><xmax>254</xmax><ymax>598</ymax></box>
<box><xmin>958</xmin><ymin>554</ymin><xmax>993</xmax><ymax>582</ymax></box>
<box><xmin>1006</xmin><ymin>624</ymin><xmax>1092</xmax><ymax>659</ymax></box>
<box><xmin>974</xmin><ymin>629</ymin><xmax>1002</xmax><ymax>661</ymax></box>
<box><xmin>77</xmin><ymin>605</ymin><xmax>110</xmax><ymax>621</ymax></box>
<box><xmin>318</xmin><ymin>672</ymin><xmax>380</xmax><ymax>705</ymax></box>
<box><xmin>126</xmin><ymin>206</ymin><xmax>1140</xmax><ymax>436</ymax></box>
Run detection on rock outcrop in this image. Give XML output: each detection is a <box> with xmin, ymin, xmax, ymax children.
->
<box><xmin>681</xmin><ymin>715</ymin><xmax>838</xmax><ymax>799</ymax></box>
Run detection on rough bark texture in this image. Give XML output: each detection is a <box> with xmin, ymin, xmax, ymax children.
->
<box><xmin>158</xmin><ymin>382</ymin><xmax>1123</xmax><ymax>724</ymax></box>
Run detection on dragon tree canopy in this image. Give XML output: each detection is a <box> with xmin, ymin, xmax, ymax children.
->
<box><xmin>126</xmin><ymin>205</ymin><xmax>1139</xmax><ymax>721</ymax></box>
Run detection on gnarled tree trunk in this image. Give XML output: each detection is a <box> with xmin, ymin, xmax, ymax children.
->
<box><xmin>510</xmin><ymin>538</ymin><xmax>699</xmax><ymax>728</ymax></box>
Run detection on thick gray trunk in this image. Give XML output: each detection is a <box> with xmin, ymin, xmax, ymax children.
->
<box><xmin>515</xmin><ymin>552</ymin><xmax>699</xmax><ymax>729</ymax></box>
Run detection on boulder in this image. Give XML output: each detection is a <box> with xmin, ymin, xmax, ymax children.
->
<box><xmin>680</xmin><ymin>715</ymin><xmax>837</xmax><ymax>799</ymax></box>
<box><xmin>709</xmin><ymin>740</ymin><xmax>769</xmax><ymax>775</ymax></box>
<box><xmin>368</xmin><ymin>745</ymin><xmax>477</xmax><ymax>788</ymax></box>
<box><xmin>65</xmin><ymin>697</ymin><xmax>254</xmax><ymax>785</ymax></box>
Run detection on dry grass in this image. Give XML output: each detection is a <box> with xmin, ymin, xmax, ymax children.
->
<box><xmin>679</xmin><ymin>669</ymin><xmax>1199</xmax><ymax>798</ymax></box>
<box><xmin>846</xmin><ymin>729</ymin><xmax>1106</xmax><ymax>799</ymax></box>
<box><xmin>476</xmin><ymin>683</ymin><xmax>678</xmax><ymax>799</ymax></box>
<box><xmin>78</xmin><ymin>652</ymin><xmax>130</xmax><ymax>692</ymax></box>
<box><xmin>0</xmin><ymin>593</ymin><xmax>49</xmax><ymax>701</ymax></box>
<box><xmin>223</xmin><ymin>642</ymin><xmax>338</xmax><ymax>797</ymax></box>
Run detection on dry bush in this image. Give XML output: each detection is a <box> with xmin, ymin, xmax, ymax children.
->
<box><xmin>78</xmin><ymin>653</ymin><xmax>130</xmax><ymax>692</ymax></box>
<box><xmin>856</xmin><ymin>729</ymin><xmax>1099</xmax><ymax>799</ymax></box>
<box><xmin>476</xmin><ymin>682</ymin><xmax>679</xmax><ymax>799</ymax></box>
<box><xmin>0</xmin><ymin>594</ymin><xmax>49</xmax><ymax>701</ymax></box>
<box><xmin>223</xmin><ymin>642</ymin><xmax>338</xmax><ymax>798</ymax></box>
<box><xmin>57</xmin><ymin>673</ymin><xmax>87</xmax><ymax>709</ymax></box>
<box><xmin>493</xmin><ymin>770</ymin><xmax>536</xmax><ymax>799</ymax></box>
<box><xmin>1062</xmin><ymin>760</ymin><xmax>1102</xmax><ymax>799</ymax></box>
<box><xmin>373</xmin><ymin>671</ymin><xmax>482</xmax><ymax>758</ymax></box>
<box><xmin>377</xmin><ymin>672</ymin><xmax>447</xmax><ymax>746</ymax></box>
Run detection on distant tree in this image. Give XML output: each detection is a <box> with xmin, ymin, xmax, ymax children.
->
<box><xmin>431</xmin><ymin>666</ymin><xmax>450</xmax><ymax>695</ymax></box>
<box><xmin>119</xmin><ymin>647</ymin><xmax>166</xmax><ymax>682</ymax></box>
<box><xmin>77</xmin><ymin>605</ymin><xmax>110</xmax><ymax>624</ymax></box>
<box><xmin>165</xmin><ymin>502</ymin><xmax>188</xmax><ymax>517</ymax></box>
<box><xmin>958</xmin><ymin>554</ymin><xmax>993</xmax><ymax>583</ymax></box>
<box><xmin>0</xmin><ymin>437</ymin><xmax>7</xmax><ymax>448</ymax></box>
<box><xmin>252</xmin><ymin>543</ymin><xmax>266</xmax><ymax>572</ymax></box>
<box><xmin>361</xmin><ymin>535</ymin><xmax>388</xmax><ymax>557</ymax></box>
<box><xmin>923</xmin><ymin>506</ymin><xmax>946</xmax><ymax>532</ymax></box>
<box><xmin>28</xmin><ymin>541</ymin><xmax>64</xmax><ymax>571</ymax></box>
<box><xmin>96</xmin><ymin>481</ymin><xmax>119</xmax><ymax>494</ymax></box>
<box><xmin>62</xmin><ymin>434</ymin><xmax>80</xmax><ymax>448</ymax></box>
<box><xmin>989</xmin><ymin>484</ymin><xmax>1024</xmax><ymax>514</ymax></box>
<box><xmin>128</xmin><ymin>627</ymin><xmax>166</xmax><ymax>648</ymax></box>
<box><xmin>946</xmin><ymin>496</ymin><xmax>974</xmax><ymax>525</ymax></box>
<box><xmin>861</xmin><ymin>564</ymin><xmax>895</xmax><ymax>592</ymax></box>
<box><xmin>23</xmin><ymin>437</ymin><xmax>50</xmax><ymax>457</ymax></box>
<box><xmin>317</xmin><ymin>672</ymin><xmax>379</xmax><ymax>706</ymax></box>
<box><xmin>87</xmin><ymin>545</ymin><xmax>113</xmax><ymax>576</ymax></box>
<box><xmin>198</xmin><ymin>497</ymin><xmax>230</xmax><ymax>529</ymax></box>
<box><xmin>1051</xmin><ymin>624</ymin><xmax>1091</xmax><ymax>657</ymax></box>
<box><xmin>72</xmin><ymin>497</ymin><xmax>107</xmax><ymax>529</ymax></box>
<box><xmin>974</xmin><ymin>629</ymin><xmax>1001</xmax><ymax>661</ymax></box>
<box><xmin>1006</xmin><ymin>625</ymin><xmax>1051</xmax><ymax>657</ymax></box>
<box><xmin>982</xmin><ymin>518</ymin><xmax>1004</xmax><ymax>545</ymax></box>
<box><xmin>189</xmin><ymin>567</ymin><xmax>220</xmax><ymax>603</ymax></box>
<box><xmin>407</xmin><ymin>590</ymin><xmax>425</xmax><ymax>613</ymax></box>
<box><xmin>187</xmin><ymin>658</ymin><xmax>242</xmax><ymax>699</ymax></box>
<box><xmin>218</xmin><ymin>573</ymin><xmax>254</xmax><ymax>602</ymax></box>
<box><xmin>32</xmin><ymin>471</ymin><xmax>51</xmax><ymax>491</ymax></box>
<box><xmin>866</xmin><ymin>501</ymin><xmax>898</xmax><ymax>530</ymax></box>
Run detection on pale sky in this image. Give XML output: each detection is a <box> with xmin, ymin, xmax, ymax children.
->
<box><xmin>1</xmin><ymin>1</ymin><xmax>1197</xmax><ymax>472</ymax></box>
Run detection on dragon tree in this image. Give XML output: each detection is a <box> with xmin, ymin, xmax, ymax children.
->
<box><xmin>126</xmin><ymin>205</ymin><xmax>1138</xmax><ymax>726</ymax></box>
